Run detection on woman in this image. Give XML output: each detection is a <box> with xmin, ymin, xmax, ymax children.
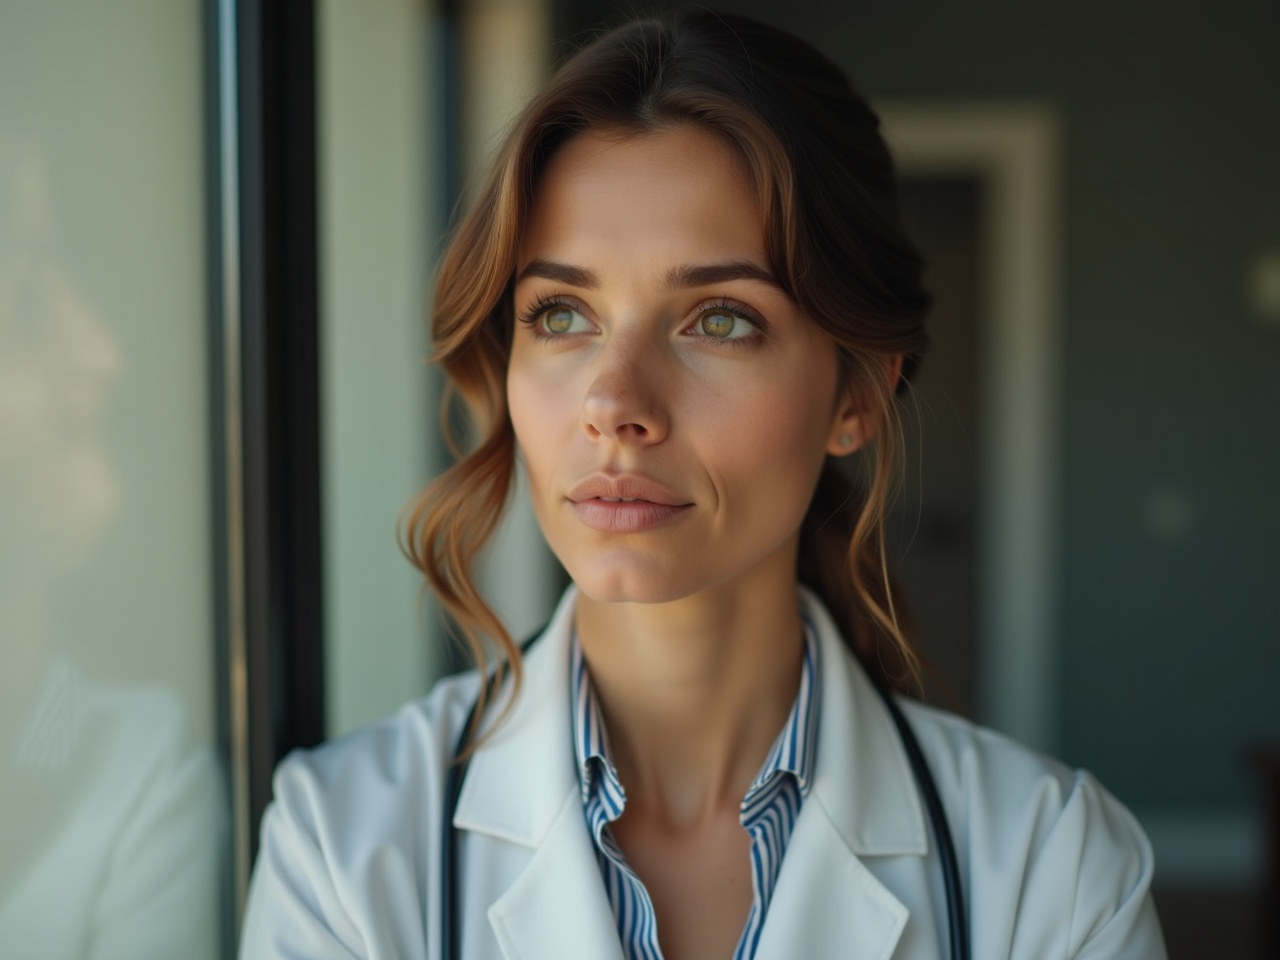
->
<box><xmin>239</xmin><ymin>11</ymin><xmax>1167</xmax><ymax>960</ymax></box>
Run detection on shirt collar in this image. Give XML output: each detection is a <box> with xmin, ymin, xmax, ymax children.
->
<box><xmin>570</xmin><ymin>637</ymin><xmax>623</xmax><ymax>806</ymax></box>
<box><xmin>748</xmin><ymin>619</ymin><xmax>820</xmax><ymax>798</ymax></box>
<box><xmin>455</xmin><ymin>584</ymin><xmax>926</xmax><ymax>856</ymax></box>
<box><xmin>569</xmin><ymin>618</ymin><xmax>822</xmax><ymax>814</ymax></box>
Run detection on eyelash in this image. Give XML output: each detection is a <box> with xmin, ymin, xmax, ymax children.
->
<box><xmin>516</xmin><ymin>293</ymin><xmax>766</xmax><ymax>347</ymax></box>
<box><xmin>516</xmin><ymin>293</ymin><xmax>577</xmax><ymax>337</ymax></box>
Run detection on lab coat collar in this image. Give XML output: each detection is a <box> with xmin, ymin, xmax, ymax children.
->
<box><xmin>453</xmin><ymin>584</ymin><xmax>928</xmax><ymax>855</ymax></box>
<box><xmin>452</xmin><ymin>585</ymin><xmax>582</xmax><ymax>848</ymax></box>
<box><xmin>800</xmin><ymin>584</ymin><xmax>929</xmax><ymax>857</ymax></box>
<box><xmin>453</xmin><ymin>587</ymin><xmax>627</xmax><ymax>960</ymax></box>
<box><xmin>453</xmin><ymin>584</ymin><xmax>924</xmax><ymax>959</ymax></box>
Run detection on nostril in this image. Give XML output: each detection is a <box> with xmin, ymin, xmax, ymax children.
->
<box><xmin>580</xmin><ymin>372</ymin><xmax>667</xmax><ymax>443</ymax></box>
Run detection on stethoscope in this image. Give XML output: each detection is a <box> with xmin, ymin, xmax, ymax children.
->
<box><xmin>441</xmin><ymin>632</ymin><xmax>970</xmax><ymax>960</ymax></box>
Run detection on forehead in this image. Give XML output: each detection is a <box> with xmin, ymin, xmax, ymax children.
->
<box><xmin>519</xmin><ymin>125</ymin><xmax>768</xmax><ymax>273</ymax></box>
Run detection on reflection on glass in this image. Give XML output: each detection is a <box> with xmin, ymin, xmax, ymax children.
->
<box><xmin>0</xmin><ymin>144</ymin><xmax>221</xmax><ymax>959</ymax></box>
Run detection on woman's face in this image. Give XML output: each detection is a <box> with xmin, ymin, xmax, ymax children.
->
<box><xmin>508</xmin><ymin>124</ymin><xmax>858</xmax><ymax>604</ymax></box>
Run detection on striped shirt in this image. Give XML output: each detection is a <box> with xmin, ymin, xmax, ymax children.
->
<box><xmin>570</xmin><ymin>621</ymin><xmax>821</xmax><ymax>960</ymax></box>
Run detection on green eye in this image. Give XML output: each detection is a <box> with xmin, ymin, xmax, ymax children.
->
<box><xmin>545</xmin><ymin>307</ymin><xmax>576</xmax><ymax>334</ymax></box>
<box><xmin>700</xmin><ymin>311</ymin><xmax>738</xmax><ymax>338</ymax></box>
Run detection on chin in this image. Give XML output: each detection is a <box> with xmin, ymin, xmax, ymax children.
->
<box><xmin>565</xmin><ymin>554</ymin><xmax>703</xmax><ymax>606</ymax></box>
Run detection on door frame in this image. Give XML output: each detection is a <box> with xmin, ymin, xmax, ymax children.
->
<box><xmin>877</xmin><ymin>102</ymin><xmax>1063</xmax><ymax>753</ymax></box>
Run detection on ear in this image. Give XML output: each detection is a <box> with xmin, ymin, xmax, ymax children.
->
<box><xmin>825</xmin><ymin>355</ymin><xmax>905</xmax><ymax>457</ymax></box>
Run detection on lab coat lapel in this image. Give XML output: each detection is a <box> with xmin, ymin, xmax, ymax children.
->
<box><xmin>751</xmin><ymin>589</ymin><xmax>931</xmax><ymax>959</ymax></box>
<box><xmin>485</xmin><ymin>790</ymin><xmax>626</xmax><ymax>960</ymax></box>
<box><xmin>752</xmin><ymin>799</ymin><xmax>908</xmax><ymax>960</ymax></box>
<box><xmin>452</xmin><ymin>587</ymin><xmax>625</xmax><ymax>960</ymax></box>
<box><xmin>799</xmin><ymin>586</ymin><xmax>928</xmax><ymax>857</ymax></box>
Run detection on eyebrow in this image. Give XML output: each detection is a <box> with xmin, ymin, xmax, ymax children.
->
<box><xmin>516</xmin><ymin>259</ymin><xmax>599</xmax><ymax>287</ymax></box>
<box><xmin>663</xmin><ymin>260</ymin><xmax>786</xmax><ymax>294</ymax></box>
<box><xmin>515</xmin><ymin>258</ymin><xmax>788</xmax><ymax>296</ymax></box>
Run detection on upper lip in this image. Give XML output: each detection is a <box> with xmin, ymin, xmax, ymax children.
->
<box><xmin>567</xmin><ymin>473</ymin><xmax>691</xmax><ymax>506</ymax></box>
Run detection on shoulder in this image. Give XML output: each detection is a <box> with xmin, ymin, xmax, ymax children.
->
<box><xmin>269</xmin><ymin>669</ymin><xmax>482</xmax><ymax>832</ymax></box>
<box><xmin>897</xmin><ymin>697</ymin><xmax>1088</xmax><ymax>808</ymax></box>
<box><xmin>897</xmin><ymin>696</ymin><xmax>1145</xmax><ymax>854</ymax></box>
<box><xmin>896</xmin><ymin>698</ymin><xmax>1164</xmax><ymax>957</ymax></box>
<box><xmin>239</xmin><ymin>671</ymin><xmax>485</xmax><ymax>957</ymax></box>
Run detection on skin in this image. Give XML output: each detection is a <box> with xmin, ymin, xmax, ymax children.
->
<box><xmin>506</xmin><ymin>125</ymin><xmax>883</xmax><ymax>960</ymax></box>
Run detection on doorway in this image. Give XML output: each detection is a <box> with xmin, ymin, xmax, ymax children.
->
<box><xmin>888</xmin><ymin>177</ymin><xmax>985</xmax><ymax>715</ymax></box>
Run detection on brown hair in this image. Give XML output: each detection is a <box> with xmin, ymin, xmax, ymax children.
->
<box><xmin>401</xmin><ymin>11</ymin><xmax>932</xmax><ymax>731</ymax></box>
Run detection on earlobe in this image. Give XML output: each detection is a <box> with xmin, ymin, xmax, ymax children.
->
<box><xmin>825</xmin><ymin>381</ymin><xmax>870</xmax><ymax>456</ymax></box>
<box><xmin>825</xmin><ymin>355</ymin><xmax>904</xmax><ymax>457</ymax></box>
<box><xmin>826</xmin><ymin>418</ymin><xmax>867</xmax><ymax>457</ymax></box>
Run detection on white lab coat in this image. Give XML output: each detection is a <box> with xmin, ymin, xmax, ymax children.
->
<box><xmin>239</xmin><ymin>586</ymin><xmax>1167</xmax><ymax>960</ymax></box>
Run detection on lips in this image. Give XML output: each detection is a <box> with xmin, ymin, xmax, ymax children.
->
<box><xmin>567</xmin><ymin>473</ymin><xmax>693</xmax><ymax>532</ymax></box>
<box><xmin>568</xmin><ymin>474</ymin><xmax>688</xmax><ymax>506</ymax></box>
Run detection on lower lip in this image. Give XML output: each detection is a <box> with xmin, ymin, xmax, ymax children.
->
<box><xmin>571</xmin><ymin>499</ymin><xmax>693</xmax><ymax>533</ymax></box>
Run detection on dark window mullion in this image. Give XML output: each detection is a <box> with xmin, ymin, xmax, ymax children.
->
<box><xmin>236</xmin><ymin>0</ymin><xmax>325</xmax><ymax>862</ymax></box>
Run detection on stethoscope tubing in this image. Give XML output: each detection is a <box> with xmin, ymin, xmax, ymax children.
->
<box><xmin>442</xmin><ymin>642</ymin><xmax>969</xmax><ymax>960</ymax></box>
<box><xmin>869</xmin><ymin>677</ymin><xmax>971</xmax><ymax>960</ymax></box>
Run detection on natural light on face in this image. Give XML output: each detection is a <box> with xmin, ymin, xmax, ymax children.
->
<box><xmin>506</xmin><ymin>125</ymin><xmax>846</xmax><ymax>606</ymax></box>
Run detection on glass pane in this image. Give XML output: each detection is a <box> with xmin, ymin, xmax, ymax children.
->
<box><xmin>0</xmin><ymin>3</ymin><xmax>227</xmax><ymax>957</ymax></box>
<box><xmin>318</xmin><ymin>0</ymin><xmax>447</xmax><ymax>736</ymax></box>
<box><xmin>318</xmin><ymin>0</ymin><xmax>565</xmax><ymax>738</ymax></box>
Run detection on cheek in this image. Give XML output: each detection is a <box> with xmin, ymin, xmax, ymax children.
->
<box><xmin>700</xmin><ymin>373</ymin><xmax>834</xmax><ymax>519</ymax></box>
<box><xmin>507</xmin><ymin>367</ymin><xmax>573</xmax><ymax>497</ymax></box>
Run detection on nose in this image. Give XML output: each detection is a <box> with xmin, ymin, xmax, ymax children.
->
<box><xmin>580</xmin><ymin>335</ymin><xmax>669</xmax><ymax>445</ymax></box>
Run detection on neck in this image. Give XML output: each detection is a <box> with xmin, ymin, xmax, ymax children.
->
<box><xmin>575</xmin><ymin>555</ymin><xmax>805</xmax><ymax>830</ymax></box>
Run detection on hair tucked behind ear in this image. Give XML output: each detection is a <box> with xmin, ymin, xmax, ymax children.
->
<box><xmin>401</xmin><ymin>10</ymin><xmax>932</xmax><ymax>741</ymax></box>
<box><xmin>800</xmin><ymin>356</ymin><xmax>922</xmax><ymax>691</ymax></box>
